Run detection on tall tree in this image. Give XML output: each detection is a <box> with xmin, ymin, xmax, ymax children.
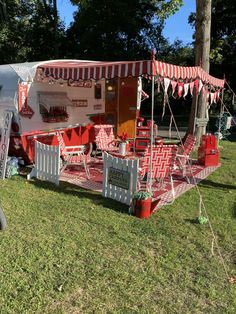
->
<box><xmin>188</xmin><ymin>0</ymin><xmax>212</xmax><ymax>142</ymax></box>
<box><xmin>189</xmin><ymin>0</ymin><xmax>236</xmax><ymax>84</ymax></box>
<box><xmin>67</xmin><ymin>0</ymin><xmax>183</xmax><ymax>61</ymax></box>
<box><xmin>210</xmin><ymin>0</ymin><xmax>236</xmax><ymax>92</ymax></box>
<box><xmin>188</xmin><ymin>0</ymin><xmax>236</xmax><ymax>136</ymax></box>
<box><xmin>0</xmin><ymin>0</ymin><xmax>65</xmax><ymax>64</ymax></box>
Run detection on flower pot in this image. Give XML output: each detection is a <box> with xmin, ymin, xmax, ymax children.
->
<box><xmin>135</xmin><ymin>198</ymin><xmax>152</xmax><ymax>219</ymax></box>
<box><xmin>119</xmin><ymin>142</ymin><xmax>126</xmax><ymax>156</ymax></box>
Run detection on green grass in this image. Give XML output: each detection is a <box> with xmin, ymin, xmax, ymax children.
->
<box><xmin>0</xmin><ymin>138</ymin><xmax>236</xmax><ymax>313</ymax></box>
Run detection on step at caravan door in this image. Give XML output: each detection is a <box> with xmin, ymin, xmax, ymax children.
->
<box><xmin>0</xmin><ymin>110</ymin><xmax>13</xmax><ymax>179</ymax></box>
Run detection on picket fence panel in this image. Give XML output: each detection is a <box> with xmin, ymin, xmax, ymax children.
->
<box><xmin>28</xmin><ymin>140</ymin><xmax>60</xmax><ymax>185</ymax></box>
<box><xmin>102</xmin><ymin>152</ymin><xmax>139</xmax><ymax>205</ymax></box>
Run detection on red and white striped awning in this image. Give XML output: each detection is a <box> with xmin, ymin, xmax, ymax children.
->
<box><xmin>155</xmin><ymin>61</ymin><xmax>224</xmax><ymax>88</ymax></box>
<box><xmin>35</xmin><ymin>59</ymin><xmax>225</xmax><ymax>88</ymax></box>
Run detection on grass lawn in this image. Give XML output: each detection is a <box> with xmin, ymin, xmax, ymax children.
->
<box><xmin>0</xmin><ymin>137</ymin><xmax>236</xmax><ymax>314</ymax></box>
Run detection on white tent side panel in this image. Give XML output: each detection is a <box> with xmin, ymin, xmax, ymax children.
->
<box><xmin>0</xmin><ymin>64</ymin><xmax>19</xmax><ymax>130</ymax></box>
<box><xmin>0</xmin><ymin>64</ymin><xmax>19</xmax><ymax>108</ymax></box>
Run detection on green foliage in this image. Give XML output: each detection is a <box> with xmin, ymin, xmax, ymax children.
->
<box><xmin>0</xmin><ymin>0</ymin><xmax>186</xmax><ymax>65</ymax></box>
<box><xmin>0</xmin><ymin>0</ymin><xmax>66</xmax><ymax>64</ymax></box>
<box><xmin>189</xmin><ymin>0</ymin><xmax>236</xmax><ymax>89</ymax></box>
<box><xmin>133</xmin><ymin>190</ymin><xmax>152</xmax><ymax>200</ymax></box>
<box><xmin>197</xmin><ymin>215</ymin><xmax>208</xmax><ymax>225</ymax></box>
<box><xmin>66</xmin><ymin>0</ymin><xmax>183</xmax><ymax>60</ymax></box>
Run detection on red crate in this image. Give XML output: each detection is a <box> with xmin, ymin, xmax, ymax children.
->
<box><xmin>198</xmin><ymin>147</ymin><xmax>220</xmax><ymax>166</ymax></box>
<box><xmin>135</xmin><ymin>138</ymin><xmax>150</xmax><ymax>150</ymax></box>
<box><xmin>200</xmin><ymin>134</ymin><xmax>217</xmax><ymax>150</ymax></box>
<box><xmin>136</xmin><ymin>127</ymin><xmax>151</xmax><ymax>138</ymax></box>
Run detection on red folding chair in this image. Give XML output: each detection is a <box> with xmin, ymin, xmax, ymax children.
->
<box><xmin>56</xmin><ymin>131</ymin><xmax>90</xmax><ymax>178</ymax></box>
<box><xmin>174</xmin><ymin>134</ymin><xmax>196</xmax><ymax>178</ymax></box>
<box><xmin>94</xmin><ymin>124</ymin><xmax>119</xmax><ymax>156</ymax></box>
<box><xmin>138</xmin><ymin>144</ymin><xmax>178</xmax><ymax>200</ymax></box>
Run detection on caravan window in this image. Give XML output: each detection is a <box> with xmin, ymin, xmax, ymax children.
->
<box><xmin>38</xmin><ymin>92</ymin><xmax>71</xmax><ymax>123</ymax></box>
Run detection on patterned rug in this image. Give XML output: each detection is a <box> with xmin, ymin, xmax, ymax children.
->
<box><xmin>60</xmin><ymin>158</ymin><xmax>220</xmax><ymax>210</ymax></box>
<box><xmin>60</xmin><ymin>158</ymin><xmax>104</xmax><ymax>192</ymax></box>
<box><xmin>151</xmin><ymin>163</ymin><xmax>220</xmax><ymax>211</ymax></box>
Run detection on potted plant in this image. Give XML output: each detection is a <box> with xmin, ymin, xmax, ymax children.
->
<box><xmin>133</xmin><ymin>190</ymin><xmax>152</xmax><ymax>219</ymax></box>
<box><xmin>118</xmin><ymin>132</ymin><xmax>130</xmax><ymax>155</ymax></box>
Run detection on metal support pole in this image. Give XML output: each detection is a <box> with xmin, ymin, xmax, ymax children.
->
<box><xmin>149</xmin><ymin>75</ymin><xmax>155</xmax><ymax>194</ymax></box>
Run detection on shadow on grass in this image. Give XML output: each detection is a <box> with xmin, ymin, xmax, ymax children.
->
<box><xmin>25</xmin><ymin>175</ymin><xmax>129</xmax><ymax>215</ymax></box>
<box><xmin>199</xmin><ymin>179</ymin><xmax>236</xmax><ymax>190</ymax></box>
<box><xmin>184</xmin><ymin>218</ymin><xmax>199</xmax><ymax>224</ymax></box>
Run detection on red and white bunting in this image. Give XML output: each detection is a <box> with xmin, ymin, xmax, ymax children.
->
<box><xmin>183</xmin><ymin>83</ymin><xmax>189</xmax><ymax>98</ymax></box>
<box><xmin>215</xmin><ymin>89</ymin><xmax>221</xmax><ymax>102</ymax></box>
<box><xmin>171</xmin><ymin>80</ymin><xmax>178</xmax><ymax>96</ymax></box>
<box><xmin>189</xmin><ymin>81</ymin><xmax>195</xmax><ymax>95</ymax></box>
<box><xmin>198</xmin><ymin>80</ymin><xmax>203</xmax><ymax>93</ymax></box>
<box><xmin>194</xmin><ymin>80</ymin><xmax>199</xmax><ymax>94</ymax></box>
<box><xmin>177</xmin><ymin>83</ymin><xmax>184</xmax><ymax>98</ymax></box>
<box><xmin>210</xmin><ymin>92</ymin><xmax>215</xmax><ymax>104</ymax></box>
<box><xmin>164</xmin><ymin>78</ymin><xmax>171</xmax><ymax>94</ymax></box>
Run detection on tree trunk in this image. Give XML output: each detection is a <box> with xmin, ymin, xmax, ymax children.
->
<box><xmin>188</xmin><ymin>0</ymin><xmax>212</xmax><ymax>144</ymax></box>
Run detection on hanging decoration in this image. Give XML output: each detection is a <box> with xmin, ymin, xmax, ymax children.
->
<box><xmin>210</xmin><ymin>92</ymin><xmax>215</xmax><ymax>105</ymax></box>
<box><xmin>164</xmin><ymin>78</ymin><xmax>171</xmax><ymax>94</ymax></box>
<box><xmin>194</xmin><ymin>80</ymin><xmax>199</xmax><ymax>94</ymax></box>
<box><xmin>189</xmin><ymin>81</ymin><xmax>195</xmax><ymax>95</ymax></box>
<box><xmin>198</xmin><ymin>80</ymin><xmax>203</xmax><ymax>93</ymax></box>
<box><xmin>183</xmin><ymin>83</ymin><xmax>189</xmax><ymax>98</ymax></box>
<box><xmin>171</xmin><ymin>80</ymin><xmax>178</xmax><ymax>97</ymax></box>
<box><xmin>177</xmin><ymin>82</ymin><xmax>184</xmax><ymax>98</ymax></box>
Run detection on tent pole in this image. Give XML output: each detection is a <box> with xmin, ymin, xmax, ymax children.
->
<box><xmin>149</xmin><ymin>75</ymin><xmax>155</xmax><ymax>194</ymax></box>
<box><xmin>117</xmin><ymin>77</ymin><xmax>120</xmax><ymax>133</ymax></box>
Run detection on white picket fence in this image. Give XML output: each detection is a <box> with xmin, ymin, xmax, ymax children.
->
<box><xmin>27</xmin><ymin>140</ymin><xmax>60</xmax><ymax>185</ymax></box>
<box><xmin>102</xmin><ymin>152</ymin><xmax>139</xmax><ymax>205</ymax></box>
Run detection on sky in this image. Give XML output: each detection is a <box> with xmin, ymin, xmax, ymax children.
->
<box><xmin>57</xmin><ymin>0</ymin><xmax>195</xmax><ymax>45</ymax></box>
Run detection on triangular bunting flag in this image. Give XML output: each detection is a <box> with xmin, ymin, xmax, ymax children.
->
<box><xmin>198</xmin><ymin>80</ymin><xmax>203</xmax><ymax>93</ymax></box>
<box><xmin>171</xmin><ymin>80</ymin><xmax>178</xmax><ymax>96</ymax></box>
<box><xmin>164</xmin><ymin>78</ymin><xmax>171</xmax><ymax>94</ymax></box>
<box><xmin>189</xmin><ymin>81</ymin><xmax>195</xmax><ymax>95</ymax></box>
<box><xmin>210</xmin><ymin>92</ymin><xmax>215</xmax><ymax>104</ymax></box>
<box><xmin>215</xmin><ymin>89</ymin><xmax>221</xmax><ymax>102</ymax></box>
<box><xmin>183</xmin><ymin>83</ymin><xmax>189</xmax><ymax>98</ymax></box>
<box><xmin>194</xmin><ymin>80</ymin><xmax>199</xmax><ymax>94</ymax></box>
<box><xmin>177</xmin><ymin>82</ymin><xmax>184</xmax><ymax>98</ymax></box>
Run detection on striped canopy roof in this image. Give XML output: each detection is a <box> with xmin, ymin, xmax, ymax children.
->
<box><xmin>35</xmin><ymin>59</ymin><xmax>225</xmax><ymax>88</ymax></box>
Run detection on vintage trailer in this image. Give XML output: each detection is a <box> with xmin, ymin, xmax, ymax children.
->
<box><xmin>0</xmin><ymin>58</ymin><xmax>225</xmax><ymax>167</ymax></box>
<box><xmin>0</xmin><ymin>60</ymin><xmax>142</xmax><ymax>163</ymax></box>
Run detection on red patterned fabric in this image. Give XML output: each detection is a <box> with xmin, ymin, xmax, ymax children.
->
<box><xmin>139</xmin><ymin>144</ymin><xmax>177</xmax><ymax>181</ymax></box>
<box><xmin>94</xmin><ymin>125</ymin><xmax>119</xmax><ymax>152</ymax></box>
